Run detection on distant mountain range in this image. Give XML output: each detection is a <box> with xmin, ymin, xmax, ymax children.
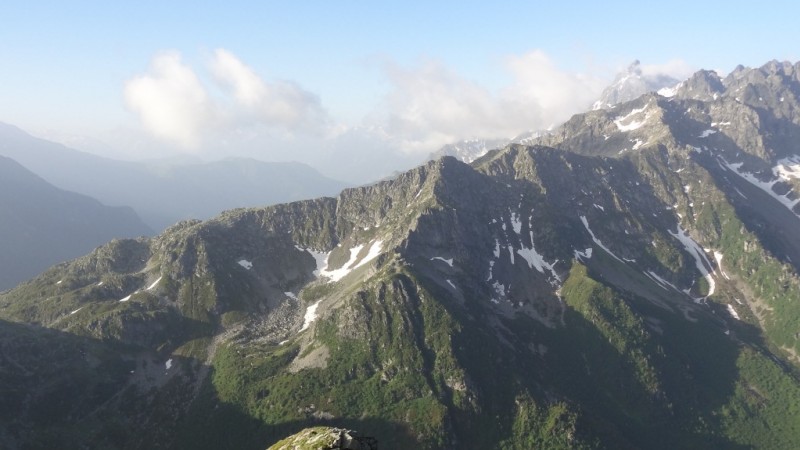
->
<box><xmin>0</xmin><ymin>155</ymin><xmax>152</xmax><ymax>290</ymax></box>
<box><xmin>0</xmin><ymin>123</ymin><xmax>349</xmax><ymax>231</ymax></box>
<box><xmin>3</xmin><ymin>60</ymin><xmax>800</xmax><ymax>449</ymax></box>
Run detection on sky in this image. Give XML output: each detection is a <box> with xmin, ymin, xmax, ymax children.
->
<box><xmin>1</xmin><ymin>1</ymin><xmax>798</xmax><ymax>183</ymax></box>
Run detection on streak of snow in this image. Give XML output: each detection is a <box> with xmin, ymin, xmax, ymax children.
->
<box><xmin>165</xmin><ymin>359</ymin><xmax>173</xmax><ymax>370</ymax></box>
<box><xmin>727</xmin><ymin>304</ymin><xmax>740</xmax><ymax>320</ymax></box>
<box><xmin>645</xmin><ymin>270</ymin><xmax>681</xmax><ymax>292</ymax></box>
<box><xmin>97</xmin><ymin>281</ymin><xmax>104</xmax><ymax>286</ymax></box>
<box><xmin>593</xmin><ymin>203</ymin><xmax>605</xmax><ymax>211</ymax></box>
<box><xmin>493</xmin><ymin>239</ymin><xmax>501</xmax><ymax>258</ymax></box>
<box><xmin>431</xmin><ymin>256</ymin><xmax>454</xmax><ymax>267</ymax></box>
<box><xmin>146</xmin><ymin>276</ymin><xmax>162</xmax><ymax>291</ymax></box>
<box><xmin>70</xmin><ymin>306</ymin><xmax>84</xmax><ymax>315</ymax></box>
<box><xmin>284</xmin><ymin>291</ymin><xmax>298</xmax><ymax>300</ymax></box>
<box><xmin>56</xmin><ymin>279</ymin><xmax>63</xmax><ymax>285</ymax></box>
<box><xmin>580</xmin><ymin>216</ymin><xmax>624</xmax><ymax>263</ymax></box>
<box><xmin>669</xmin><ymin>226</ymin><xmax>715</xmax><ymax>297</ymax></box>
<box><xmin>507</xmin><ymin>246</ymin><xmax>516</xmax><ymax>265</ymax></box>
<box><xmin>237</xmin><ymin>259</ymin><xmax>253</xmax><ymax>270</ymax></box>
<box><xmin>510</xmin><ymin>212</ymin><xmax>523</xmax><ymax>234</ymax></box>
<box><xmin>414</xmin><ymin>188</ymin><xmax>424</xmax><ymax>199</ymax></box>
<box><xmin>446</xmin><ymin>279</ymin><xmax>456</xmax><ymax>289</ymax></box>
<box><xmin>713</xmin><ymin>251</ymin><xmax>730</xmax><ymax>280</ymax></box>
<box><xmin>119</xmin><ymin>294</ymin><xmax>132</xmax><ymax>302</ymax></box>
<box><xmin>299</xmin><ymin>300</ymin><xmax>322</xmax><ymax>332</ymax></box>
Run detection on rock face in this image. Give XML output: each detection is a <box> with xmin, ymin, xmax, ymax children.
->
<box><xmin>3</xmin><ymin>60</ymin><xmax>800</xmax><ymax>449</ymax></box>
<box><xmin>267</xmin><ymin>427</ymin><xmax>377</xmax><ymax>450</ymax></box>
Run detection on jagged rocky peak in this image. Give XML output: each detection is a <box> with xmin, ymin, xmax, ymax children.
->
<box><xmin>593</xmin><ymin>59</ymin><xmax>680</xmax><ymax>110</ymax></box>
<box><xmin>673</xmin><ymin>69</ymin><xmax>725</xmax><ymax>101</ymax></box>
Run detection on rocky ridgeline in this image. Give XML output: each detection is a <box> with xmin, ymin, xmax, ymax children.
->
<box><xmin>2</xmin><ymin>60</ymin><xmax>800</xmax><ymax>449</ymax></box>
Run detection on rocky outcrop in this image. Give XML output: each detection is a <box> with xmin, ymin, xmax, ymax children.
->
<box><xmin>267</xmin><ymin>427</ymin><xmax>377</xmax><ymax>450</ymax></box>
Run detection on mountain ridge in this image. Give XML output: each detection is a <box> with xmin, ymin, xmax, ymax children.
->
<box><xmin>0</xmin><ymin>155</ymin><xmax>152</xmax><ymax>291</ymax></box>
<box><xmin>2</xmin><ymin>59</ymin><xmax>800</xmax><ymax>449</ymax></box>
<box><xmin>0</xmin><ymin>123</ymin><xmax>349</xmax><ymax>230</ymax></box>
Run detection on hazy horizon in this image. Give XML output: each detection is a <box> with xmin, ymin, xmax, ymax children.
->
<box><xmin>2</xmin><ymin>1</ymin><xmax>798</xmax><ymax>183</ymax></box>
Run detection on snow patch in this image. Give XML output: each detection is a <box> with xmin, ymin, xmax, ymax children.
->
<box><xmin>574</xmin><ymin>248</ymin><xmax>593</xmax><ymax>260</ymax></box>
<box><xmin>119</xmin><ymin>294</ymin><xmax>132</xmax><ymax>302</ymax></box>
<box><xmin>97</xmin><ymin>281</ymin><xmax>103</xmax><ymax>286</ymax></box>
<box><xmin>669</xmin><ymin>226</ymin><xmax>716</xmax><ymax>297</ymax></box>
<box><xmin>613</xmin><ymin>104</ymin><xmax>649</xmax><ymax>132</ymax></box>
<box><xmin>431</xmin><ymin>256</ymin><xmax>454</xmax><ymax>267</ymax></box>
<box><xmin>719</xmin><ymin>157</ymin><xmax>800</xmax><ymax>214</ymax></box>
<box><xmin>165</xmin><ymin>359</ymin><xmax>173</xmax><ymax>371</ymax></box>
<box><xmin>657</xmin><ymin>82</ymin><xmax>681</xmax><ymax>98</ymax></box>
<box><xmin>319</xmin><ymin>240</ymin><xmax>383</xmax><ymax>282</ymax></box>
<box><xmin>580</xmin><ymin>216</ymin><xmax>624</xmax><ymax>263</ymax></box>
<box><xmin>446</xmin><ymin>279</ymin><xmax>457</xmax><ymax>290</ymax></box>
<box><xmin>727</xmin><ymin>304</ymin><xmax>740</xmax><ymax>320</ymax></box>
<box><xmin>510</xmin><ymin>212</ymin><xmax>523</xmax><ymax>234</ymax></box>
<box><xmin>299</xmin><ymin>300</ymin><xmax>322</xmax><ymax>332</ymax></box>
<box><xmin>593</xmin><ymin>203</ymin><xmax>605</xmax><ymax>211</ymax></box>
<box><xmin>284</xmin><ymin>291</ymin><xmax>298</xmax><ymax>301</ymax></box>
<box><xmin>237</xmin><ymin>259</ymin><xmax>253</xmax><ymax>270</ymax></box>
<box><xmin>70</xmin><ymin>306</ymin><xmax>84</xmax><ymax>315</ymax></box>
<box><xmin>773</xmin><ymin>156</ymin><xmax>800</xmax><ymax>181</ymax></box>
<box><xmin>146</xmin><ymin>276</ymin><xmax>162</xmax><ymax>291</ymax></box>
<box><xmin>296</xmin><ymin>246</ymin><xmax>330</xmax><ymax>277</ymax></box>
<box><xmin>56</xmin><ymin>279</ymin><xmax>63</xmax><ymax>285</ymax></box>
<box><xmin>699</xmin><ymin>129</ymin><xmax>717</xmax><ymax>138</ymax></box>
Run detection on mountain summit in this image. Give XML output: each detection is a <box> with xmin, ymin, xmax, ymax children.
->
<box><xmin>2</xmin><ymin>60</ymin><xmax>800</xmax><ymax>449</ymax></box>
<box><xmin>592</xmin><ymin>60</ymin><xmax>681</xmax><ymax>110</ymax></box>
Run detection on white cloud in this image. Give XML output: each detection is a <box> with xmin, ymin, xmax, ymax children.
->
<box><xmin>124</xmin><ymin>49</ymin><xmax>329</xmax><ymax>149</ymax></box>
<box><xmin>124</xmin><ymin>51</ymin><xmax>213</xmax><ymax>148</ymax></box>
<box><xmin>209</xmin><ymin>49</ymin><xmax>328</xmax><ymax>134</ymax></box>
<box><xmin>375</xmin><ymin>50</ymin><xmax>605</xmax><ymax>153</ymax></box>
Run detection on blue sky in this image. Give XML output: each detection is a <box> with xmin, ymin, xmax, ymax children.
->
<box><xmin>1</xmin><ymin>1</ymin><xmax>797</xmax><ymax>180</ymax></box>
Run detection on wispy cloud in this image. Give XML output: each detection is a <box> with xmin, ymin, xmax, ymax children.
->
<box><xmin>375</xmin><ymin>50</ymin><xmax>605</xmax><ymax>152</ymax></box>
<box><xmin>209</xmin><ymin>49</ymin><xmax>328</xmax><ymax>134</ymax></box>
